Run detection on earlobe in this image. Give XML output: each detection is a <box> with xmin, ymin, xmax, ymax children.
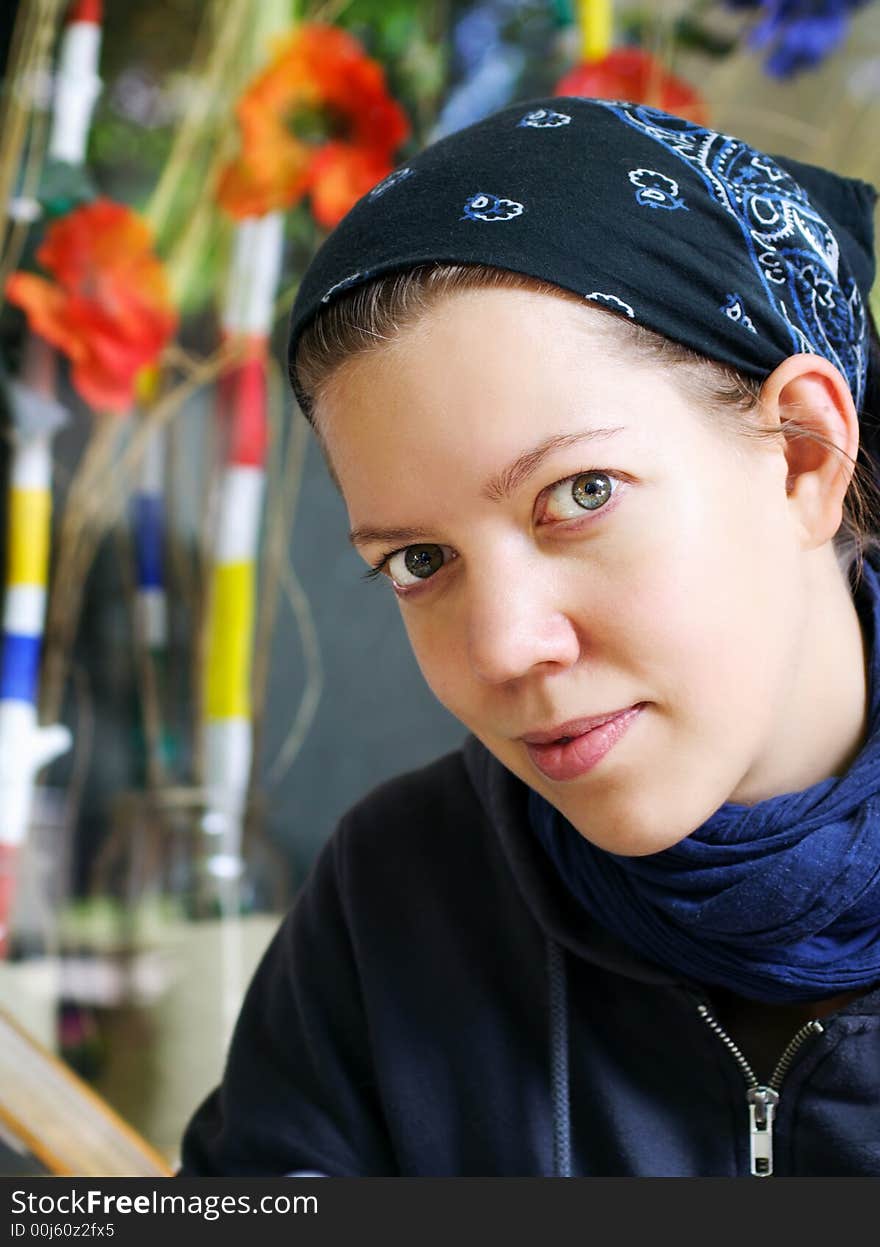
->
<box><xmin>759</xmin><ymin>354</ymin><xmax>859</xmax><ymax>550</ymax></box>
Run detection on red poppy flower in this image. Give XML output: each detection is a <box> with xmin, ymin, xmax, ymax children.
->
<box><xmin>555</xmin><ymin>47</ymin><xmax>709</xmax><ymax>124</ymax></box>
<box><xmin>217</xmin><ymin>23</ymin><xmax>410</xmax><ymax>227</ymax></box>
<box><xmin>5</xmin><ymin>199</ymin><xmax>177</xmax><ymax>412</ymax></box>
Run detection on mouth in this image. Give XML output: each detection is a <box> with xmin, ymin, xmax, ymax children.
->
<box><xmin>520</xmin><ymin>706</ymin><xmax>640</xmax><ymax>746</ymax></box>
<box><xmin>522</xmin><ymin>704</ymin><xmax>645</xmax><ymax>782</ymax></box>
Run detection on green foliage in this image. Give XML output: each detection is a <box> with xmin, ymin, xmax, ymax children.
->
<box><xmin>88</xmin><ymin>114</ymin><xmax>175</xmax><ymax>207</ymax></box>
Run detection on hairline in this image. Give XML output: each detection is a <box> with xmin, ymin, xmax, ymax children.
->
<box><xmin>303</xmin><ymin>278</ymin><xmax>768</xmax><ymax>486</ymax></box>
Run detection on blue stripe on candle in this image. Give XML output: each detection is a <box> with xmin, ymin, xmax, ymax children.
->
<box><xmin>133</xmin><ymin>493</ymin><xmax>164</xmax><ymax>590</ymax></box>
<box><xmin>0</xmin><ymin>632</ymin><xmax>41</xmax><ymax>703</ymax></box>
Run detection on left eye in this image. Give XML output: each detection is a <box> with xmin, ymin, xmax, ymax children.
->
<box><xmin>386</xmin><ymin>543</ymin><xmax>455</xmax><ymax>588</ymax></box>
<box><xmin>543</xmin><ymin>471</ymin><xmax>617</xmax><ymax>521</ymax></box>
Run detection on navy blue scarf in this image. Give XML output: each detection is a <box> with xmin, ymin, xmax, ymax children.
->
<box><xmin>529</xmin><ymin>558</ymin><xmax>880</xmax><ymax>1004</ymax></box>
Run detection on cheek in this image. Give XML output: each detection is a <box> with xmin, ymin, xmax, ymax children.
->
<box><xmin>400</xmin><ymin>612</ymin><xmax>465</xmax><ymax>710</ymax></box>
<box><xmin>606</xmin><ymin>485</ymin><xmax>785</xmax><ymax>701</ymax></box>
<box><xmin>631</xmin><ymin>515</ymin><xmax>796</xmax><ymax>731</ymax></box>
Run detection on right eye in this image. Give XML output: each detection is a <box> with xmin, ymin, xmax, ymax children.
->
<box><xmin>386</xmin><ymin>544</ymin><xmax>455</xmax><ymax>589</ymax></box>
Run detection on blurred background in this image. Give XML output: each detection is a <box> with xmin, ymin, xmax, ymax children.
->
<box><xmin>0</xmin><ymin>0</ymin><xmax>878</xmax><ymax>1170</ymax></box>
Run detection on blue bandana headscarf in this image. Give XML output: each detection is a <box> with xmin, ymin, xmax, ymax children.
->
<box><xmin>529</xmin><ymin>557</ymin><xmax>880</xmax><ymax>1005</ymax></box>
<box><xmin>288</xmin><ymin>95</ymin><xmax>877</xmax><ymax>428</ymax></box>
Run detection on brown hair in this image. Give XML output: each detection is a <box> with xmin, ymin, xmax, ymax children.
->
<box><xmin>291</xmin><ymin>262</ymin><xmax>880</xmax><ymax>585</ymax></box>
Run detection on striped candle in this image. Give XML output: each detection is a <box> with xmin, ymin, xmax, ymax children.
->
<box><xmin>133</xmin><ymin>420</ymin><xmax>168</xmax><ymax>654</ymax></box>
<box><xmin>203</xmin><ymin>212</ymin><xmax>283</xmax><ymax>874</ymax></box>
<box><xmin>48</xmin><ymin>0</ymin><xmax>104</xmax><ymax>165</ymax></box>
<box><xmin>131</xmin><ymin>367</ymin><xmax>170</xmax><ymax>786</ymax></box>
<box><xmin>0</xmin><ymin>341</ymin><xmax>72</xmax><ymax>954</ymax></box>
<box><xmin>133</xmin><ymin>367</ymin><xmax>167</xmax><ymax>657</ymax></box>
<box><xmin>0</xmin><ymin>0</ymin><xmax>103</xmax><ymax>954</ymax></box>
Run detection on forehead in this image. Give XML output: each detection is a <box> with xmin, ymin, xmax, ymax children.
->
<box><xmin>315</xmin><ymin>286</ymin><xmax>709</xmax><ymax>493</ymax></box>
<box><xmin>318</xmin><ymin>287</ymin><xmax>627</xmax><ymax>424</ymax></box>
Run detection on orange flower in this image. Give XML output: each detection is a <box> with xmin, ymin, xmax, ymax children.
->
<box><xmin>217</xmin><ymin>23</ymin><xmax>410</xmax><ymax>227</ymax></box>
<box><xmin>5</xmin><ymin>199</ymin><xmax>177</xmax><ymax>412</ymax></box>
<box><xmin>555</xmin><ymin>47</ymin><xmax>709</xmax><ymax>124</ymax></box>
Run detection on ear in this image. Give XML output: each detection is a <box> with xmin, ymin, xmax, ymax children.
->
<box><xmin>758</xmin><ymin>353</ymin><xmax>859</xmax><ymax>550</ymax></box>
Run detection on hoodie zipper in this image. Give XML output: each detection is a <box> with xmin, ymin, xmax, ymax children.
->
<box><xmin>696</xmin><ymin>1002</ymin><xmax>824</xmax><ymax>1177</ymax></box>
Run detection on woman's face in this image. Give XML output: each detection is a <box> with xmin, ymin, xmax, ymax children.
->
<box><xmin>317</xmin><ymin>286</ymin><xmax>816</xmax><ymax>855</ymax></box>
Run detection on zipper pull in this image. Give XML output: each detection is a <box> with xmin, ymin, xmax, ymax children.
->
<box><xmin>747</xmin><ymin>1086</ymin><xmax>779</xmax><ymax>1177</ymax></box>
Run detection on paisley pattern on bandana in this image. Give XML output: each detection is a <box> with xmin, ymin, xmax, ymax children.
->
<box><xmin>517</xmin><ymin>108</ymin><xmax>571</xmax><ymax>128</ymax></box>
<box><xmin>320</xmin><ymin>272</ymin><xmax>367</xmax><ymax>304</ymax></box>
<box><xmin>721</xmin><ymin>293</ymin><xmax>757</xmax><ymax>333</ymax></box>
<box><xmin>368</xmin><ymin>167</ymin><xmax>414</xmax><ymax>199</ymax></box>
<box><xmin>585</xmin><ymin>292</ymin><xmax>636</xmax><ymax>318</ymax></box>
<box><xmin>289</xmin><ymin>95</ymin><xmax>877</xmax><ymax>443</ymax></box>
<box><xmin>461</xmin><ymin>192</ymin><xmax>524</xmax><ymax>222</ymax></box>
<box><xmin>628</xmin><ymin>169</ymin><xmax>687</xmax><ymax>212</ymax></box>
<box><xmin>601</xmin><ymin>101</ymin><xmax>869</xmax><ymax>407</ymax></box>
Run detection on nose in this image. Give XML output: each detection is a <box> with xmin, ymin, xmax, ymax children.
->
<box><xmin>466</xmin><ymin>553</ymin><xmax>581</xmax><ymax>685</ymax></box>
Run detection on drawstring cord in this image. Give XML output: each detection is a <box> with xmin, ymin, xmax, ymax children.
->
<box><xmin>547</xmin><ymin>938</ymin><xmax>573</xmax><ymax>1176</ymax></box>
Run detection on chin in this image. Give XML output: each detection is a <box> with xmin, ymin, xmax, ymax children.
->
<box><xmin>554</xmin><ymin>789</ymin><xmax>707</xmax><ymax>858</ymax></box>
<box><xmin>564</xmin><ymin>814</ymin><xmax>691</xmax><ymax>857</ymax></box>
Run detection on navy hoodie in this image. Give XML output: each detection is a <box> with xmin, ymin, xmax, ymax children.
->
<box><xmin>179</xmin><ymin>734</ymin><xmax>880</xmax><ymax>1176</ymax></box>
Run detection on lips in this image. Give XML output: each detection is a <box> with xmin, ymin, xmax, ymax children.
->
<box><xmin>520</xmin><ymin>707</ymin><xmax>637</xmax><ymax>745</ymax></box>
<box><xmin>523</xmin><ymin>704</ymin><xmax>645</xmax><ymax>782</ymax></box>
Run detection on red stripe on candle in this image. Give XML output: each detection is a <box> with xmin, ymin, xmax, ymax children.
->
<box><xmin>218</xmin><ymin>338</ymin><xmax>269</xmax><ymax>467</ymax></box>
<box><xmin>229</xmin><ymin>355</ymin><xmax>268</xmax><ymax>466</ymax></box>
<box><xmin>65</xmin><ymin>0</ymin><xmax>103</xmax><ymax>25</ymax></box>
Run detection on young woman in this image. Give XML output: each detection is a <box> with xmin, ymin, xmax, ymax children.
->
<box><xmin>180</xmin><ymin>97</ymin><xmax>880</xmax><ymax>1176</ymax></box>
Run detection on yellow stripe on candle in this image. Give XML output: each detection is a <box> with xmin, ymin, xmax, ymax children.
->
<box><xmin>577</xmin><ymin>0</ymin><xmax>613</xmax><ymax>61</ymax></box>
<box><xmin>8</xmin><ymin>489</ymin><xmax>51</xmax><ymax>587</ymax></box>
<box><xmin>205</xmin><ymin>561</ymin><xmax>255</xmax><ymax>719</ymax></box>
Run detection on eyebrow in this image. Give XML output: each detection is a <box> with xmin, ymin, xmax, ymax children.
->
<box><xmin>348</xmin><ymin>426</ymin><xmax>626</xmax><ymax>549</ymax></box>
